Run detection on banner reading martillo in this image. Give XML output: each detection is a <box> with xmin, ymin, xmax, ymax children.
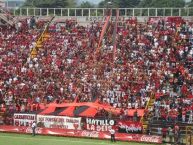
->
<box><xmin>37</xmin><ymin>115</ymin><xmax>81</xmax><ymax>130</ymax></box>
<box><xmin>85</xmin><ymin>118</ymin><xmax>115</xmax><ymax>132</ymax></box>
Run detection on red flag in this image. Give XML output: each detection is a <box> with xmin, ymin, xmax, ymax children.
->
<box><xmin>96</xmin><ymin>15</ymin><xmax>111</xmax><ymax>54</ymax></box>
<box><xmin>113</xmin><ymin>9</ymin><xmax>119</xmax><ymax>61</ymax></box>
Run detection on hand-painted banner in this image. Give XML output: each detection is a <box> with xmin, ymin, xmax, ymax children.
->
<box><xmin>0</xmin><ymin>125</ymin><xmax>162</xmax><ymax>144</ymax></box>
<box><xmin>117</xmin><ymin>121</ymin><xmax>143</xmax><ymax>133</ymax></box>
<box><xmin>14</xmin><ymin>113</ymin><xmax>36</xmax><ymax>127</ymax></box>
<box><xmin>40</xmin><ymin>102</ymin><xmax>145</xmax><ymax>117</ymax></box>
<box><xmin>37</xmin><ymin>115</ymin><xmax>81</xmax><ymax>130</ymax></box>
<box><xmin>85</xmin><ymin>118</ymin><xmax>115</xmax><ymax>132</ymax></box>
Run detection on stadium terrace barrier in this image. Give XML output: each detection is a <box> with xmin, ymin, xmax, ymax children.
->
<box><xmin>0</xmin><ymin>125</ymin><xmax>162</xmax><ymax>144</ymax></box>
<box><xmin>4</xmin><ymin>7</ymin><xmax>193</xmax><ymax>17</ymax></box>
<box><xmin>12</xmin><ymin>113</ymin><xmax>143</xmax><ymax>133</ymax></box>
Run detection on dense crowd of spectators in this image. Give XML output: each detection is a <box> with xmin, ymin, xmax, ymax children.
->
<box><xmin>145</xmin><ymin>18</ymin><xmax>193</xmax><ymax>124</ymax></box>
<box><xmin>0</xmin><ymin>16</ymin><xmax>192</xmax><ymax>124</ymax></box>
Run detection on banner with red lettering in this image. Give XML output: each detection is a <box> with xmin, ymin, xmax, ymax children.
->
<box><xmin>85</xmin><ymin>118</ymin><xmax>115</xmax><ymax>132</ymax></box>
<box><xmin>37</xmin><ymin>115</ymin><xmax>81</xmax><ymax>130</ymax></box>
<box><xmin>14</xmin><ymin>113</ymin><xmax>36</xmax><ymax>127</ymax></box>
<box><xmin>0</xmin><ymin>125</ymin><xmax>162</xmax><ymax>144</ymax></box>
<box><xmin>117</xmin><ymin>121</ymin><xmax>143</xmax><ymax>133</ymax></box>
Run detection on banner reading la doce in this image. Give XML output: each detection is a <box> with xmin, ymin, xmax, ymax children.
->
<box><xmin>37</xmin><ymin>115</ymin><xmax>81</xmax><ymax>130</ymax></box>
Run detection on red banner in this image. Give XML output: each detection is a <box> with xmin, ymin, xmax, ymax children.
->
<box><xmin>117</xmin><ymin>121</ymin><xmax>143</xmax><ymax>133</ymax></box>
<box><xmin>0</xmin><ymin>125</ymin><xmax>162</xmax><ymax>144</ymax></box>
<box><xmin>97</xmin><ymin>15</ymin><xmax>111</xmax><ymax>48</ymax></box>
<box><xmin>113</xmin><ymin>9</ymin><xmax>119</xmax><ymax>61</ymax></box>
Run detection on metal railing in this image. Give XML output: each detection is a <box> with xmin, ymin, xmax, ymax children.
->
<box><xmin>4</xmin><ymin>7</ymin><xmax>193</xmax><ymax>17</ymax></box>
<box><xmin>0</xmin><ymin>8</ymin><xmax>15</xmax><ymax>26</ymax></box>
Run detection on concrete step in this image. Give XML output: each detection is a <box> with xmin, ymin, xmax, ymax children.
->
<box><xmin>30</xmin><ymin>54</ymin><xmax>37</xmax><ymax>58</ymax></box>
<box><xmin>149</xmin><ymin>102</ymin><xmax>154</xmax><ymax>105</ymax></box>
<box><xmin>31</xmin><ymin>49</ymin><xmax>37</xmax><ymax>57</ymax></box>
<box><xmin>0</xmin><ymin>112</ymin><xmax>4</xmax><ymax>116</ymax></box>
<box><xmin>150</xmin><ymin>99</ymin><xmax>155</xmax><ymax>102</ymax></box>
<box><xmin>36</xmin><ymin>45</ymin><xmax>42</xmax><ymax>48</ymax></box>
<box><xmin>43</xmin><ymin>34</ymin><xmax>50</xmax><ymax>38</ymax></box>
<box><xmin>36</xmin><ymin>41</ymin><xmax>42</xmax><ymax>45</ymax></box>
<box><xmin>143</xmin><ymin>124</ymin><xmax>148</xmax><ymax>130</ymax></box>
<box><xmin>143</xmin><ymin>121</ymin><xmax>149</xmax><ymax>125</ymax></box>
<box><xmin>42</xmin><ymin>37</ymin><xmax>49</xmax><ymax>41</ymax></box>
<box><xmin>150</xmin><ymin>101</ymin><xmax>155</xmax><ymax>104</ymax></box>
<box><xmin>149</xmin><ymin>102</ymin><xmax>155</xmax><ymax>106</ymax></box>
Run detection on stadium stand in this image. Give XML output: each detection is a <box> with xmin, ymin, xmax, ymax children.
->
<box><xmin>0</xmin><ymin>7</ymin><xmax>192</xmax><ymax>144</ymax></box>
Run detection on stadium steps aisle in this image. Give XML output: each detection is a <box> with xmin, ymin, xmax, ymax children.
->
<box><xmin>31</xmin><ymin>32</ymin><xmax>50</xmax><ymax>57</ymax></box>
<box><xmin>185</xmin><ymin>126</ymin><xmax>193</xmax><ymax>145</ymax></box>
<box><xmin>141</xmin><ymin>93</ymin><xmax>156</xmax><ymax>133</ymax></box>
<box><xmin>30</xmin><ymin>17</ymin><xmax>54</xmax><ymax>58</ymax></box>
<box><xmin>0</xmin><ymin>112</ymin><xmax>4</xmax><ymax>116</ymax></box>
<box><xmin>30</xmin><ymin>32</ymin><xmax>50</xmax><ymax>58</ymax></box>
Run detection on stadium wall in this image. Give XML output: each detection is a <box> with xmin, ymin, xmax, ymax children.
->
<box><xmin>0</xmin><ymin>125</ymin><xmax>162</xmax><ymax>144</ymax></box>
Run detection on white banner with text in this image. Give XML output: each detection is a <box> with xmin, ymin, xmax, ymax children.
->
<box><xmin>37</xmin><ymin>115</ymin><xmax>81</xmax><ymax>130</ymax></box>
<box><xmin>14</xmin><ymin>113</ymin><xmax>36</xmax><ymax>127</ymax></box>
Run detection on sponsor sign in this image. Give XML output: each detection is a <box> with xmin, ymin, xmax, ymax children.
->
<box><xmin>0</xmin><ymin>125</ymin><xmax>163</xmax><ymax>144</ymax></box>
<box><xmin>86</xmin><ymin>118</ymin><xmax>115</xmax><ymax>132</ymax></box>
<box><xmin>117</xmin><ymin>121</ymin><xmax>143</xmax><ymax>133</ymax></box>
<box><xmin>14</xmin><ymin>113</ymin><xmax>36</xmax><ymax>127</ymax></box>
<box><xmin>85</xmin><ymin>16</ymin><xmax>135</xmax><ymax>22</ymax></box>
<box><xmin>37</xmin><ymin>115</ymin><xmax>81</xmax><ymax>130</ymax></box>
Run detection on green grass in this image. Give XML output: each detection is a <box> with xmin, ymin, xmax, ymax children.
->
<box><xmin>0</xmin><ymin>132</ymin><xmax>163</xmax><ymax>145</ymax></box>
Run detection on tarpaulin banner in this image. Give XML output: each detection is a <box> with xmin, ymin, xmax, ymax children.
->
<box><xmin>85</xmin><ymin>118</ymin><xmax>115</xmax><ymax>132</ymax></box>
<box><xmin>0</xmin><ymin>125</ymin><xmax>162</xmax><ymax>144</ymax></box>
<box><xmin>37</xmin><ymin>115</ymin><xmax>81</xmax><ymax>130</ymax></box>
<box><xmin>41</xmin><ymin>102</ymin><xmax>145</xmax><ymax>117</ymax></box>
<box><xmin>14</xmin><ymin>113</ymin><xmax>36</xmax><ymax>127</ymax></box>
<box><xmin>117</xmin><ymin>121</ymin><xmax>143</xmax><ymax>133</ymax></box>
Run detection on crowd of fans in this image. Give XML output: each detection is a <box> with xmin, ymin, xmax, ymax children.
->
<box><xmin>146</xmin><ymin>18</ymin><xmax>193</xmax><ymax>124</ymax></box>
<box><xmin>0</xmin><ymin>18</ymin><xmax>46</xmax><ymax>113</ymax></box>
<box><xmin>0</xmin><ymin>15</ymin><xmax>192</xmax><ymax>124</ymax></box>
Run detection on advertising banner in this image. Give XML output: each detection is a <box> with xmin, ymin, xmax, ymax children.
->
<box><xmin>37</xmin><ymin>115</ymin><xmax>81</xmax><ymax>130</ymax></box>
<box><xmin>85</xmin><ymin>118</ymin><xmax>115</xmax><ymax>132</ymax></box>
<box><xmin>0</xmin><ymin>125</ymin><xmax>162</xmax><ymax>144</ymax></box>
<box><xmin>14</xmin><ymin>113</ymin><xmax>36</xmax><ymax>127</ymax></box>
